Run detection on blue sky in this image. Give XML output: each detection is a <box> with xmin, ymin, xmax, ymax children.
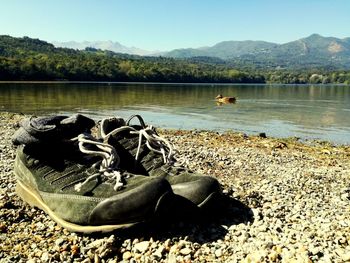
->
<box><xmin>1</xmin><ymin>0</ymin><xmax>349</xmax><ymax>51</ymax></box>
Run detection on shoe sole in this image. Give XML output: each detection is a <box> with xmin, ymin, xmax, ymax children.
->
<box><xmin>16</xmin><ymin>180</ymin><xmax>139</xmax><ymax>233</ymax></box>
<box><xmin>197</xmin><ymin>191</ymin><xmax>222</xmax><ymax>209</ymax></box>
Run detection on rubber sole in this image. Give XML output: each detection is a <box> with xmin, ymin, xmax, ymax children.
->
<box><xmin>16</xmin><ymin>180</ymin><xmax>137</xmax><ymax>233</ymax></box>
<box><xmin>197</xmin><ymin>191</ymin><xmax>222</xmax><ymax>209</ymax></box>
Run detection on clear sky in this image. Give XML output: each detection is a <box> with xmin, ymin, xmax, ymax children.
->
<box><xmin>1</xmin><ymin>0</ymin><xmax>349</xmax><ymax>51</ymax></box>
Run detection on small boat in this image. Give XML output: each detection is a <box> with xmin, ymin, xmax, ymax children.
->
<box><xmin>215</xmin><ymin>94</ymin><xmax>236</xmax><ymax>103</ymax></box>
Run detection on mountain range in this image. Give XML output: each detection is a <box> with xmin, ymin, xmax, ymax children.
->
<box><xmin>1</xmin><ymin>35</ymin><xmax>349</xmax><ymax>83</ymax></box>
<box><xmin>52</xmin><ymin>34</ymin><xmax>350</xmax><ymax>69</ymax></box>
<box><xmin>160</xmin><ymin>34</ymin><xmax>350</xmax><ymax>69</ymax></box>
<box><xmin>52</xmin><ymin>40</ymin><xmax>155</xmax><ymax>56</ymax></box>
<box><xmin>161</xmin><ymin>34</ymin><xmax>350</xmax><ymax>58</ymax></box>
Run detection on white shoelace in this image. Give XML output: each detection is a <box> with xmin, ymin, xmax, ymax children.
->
<box><xmin>72</xmin><ymin>133</ymin><xmax>124</xmax><ymax>192</ymax></box>
<box><xmin>101</xmin><ymin>118</ymin><xmax>181</xmax><ymax>166</ymax></box>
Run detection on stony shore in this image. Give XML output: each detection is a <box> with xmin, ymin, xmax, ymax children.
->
<box><xmin>1</xmin><ymin>112</ymin><xmax>350</xmax><ymax>263</ymax></box>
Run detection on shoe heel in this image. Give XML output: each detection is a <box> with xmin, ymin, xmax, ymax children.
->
<box><xmin>16</xmin><ymin>180</ymin><xmax>44</xmax><ymax>210</ymax></box>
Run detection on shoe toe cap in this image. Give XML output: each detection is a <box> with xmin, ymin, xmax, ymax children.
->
<box><xmin>170</xmin><ymin>175</ymin><xmax>222</xmax><ymax>206</ymax></box>
<box><xmin>89</xmin><ymin>178</ymin><xmax>171</xmax><ymax>225</ymax></box>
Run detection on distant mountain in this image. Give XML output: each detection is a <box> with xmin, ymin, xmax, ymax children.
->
<box><xmin>2</xmin><ymin>34</ymin><xmax>350</xmax><ymax>70</ymax></box>
<box><xmin>239</xmin><ymin>34</ymin><xmax>350</xmax><ymax>68</ymax></box>
<box><xmin>161</xmin><ymin>40</ymin><xmax>277</xmax><ymax>59</ymax></box>
<box><xmin>161</xmin><ymin>34</ymin><xmax>350</xmax><ymax>69</ymax></box>
<box><xmin>52</xmin><ymin>40</ymin><xmax>155</xmax><ymax>56</ymax></box>
<box><xmin>51</xmin><ymin>35</ymin><xmax>350</xmax><ymax>68</ymax></box>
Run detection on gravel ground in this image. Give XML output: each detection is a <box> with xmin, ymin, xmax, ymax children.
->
<box><xmin>1</xmin><ymin>112</ymin><xmax>350</xmax><ymax>263</ymax></box>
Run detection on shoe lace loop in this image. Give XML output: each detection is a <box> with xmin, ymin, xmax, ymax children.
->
<box><xmin>72</xmin><ymin>133</ymin><xmax>124</xmax><ymax>192</ymax></box>
<box><xmin>101</xmin><ymin>116</ymin><xmax>184</xmax><ymax>166</ymax></box>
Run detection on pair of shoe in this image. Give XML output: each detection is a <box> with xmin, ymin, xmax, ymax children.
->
<box><xmin>12</xmin><ymin>114</ymin><xmax>222</xmax><ymax>233</ymax></box>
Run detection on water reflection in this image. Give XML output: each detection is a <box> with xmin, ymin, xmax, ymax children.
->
<box><xmin>216</xmin><ymin>101</ymin><xmax>236</xmax><ymax>106</ymax></box>
<box><xmin>0</xmin><ymin>83</ymin><xmax>349</xmax><ymax>144</ymax></box>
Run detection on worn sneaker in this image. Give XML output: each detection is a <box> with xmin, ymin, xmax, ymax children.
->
<box><xmin>13</xmin><ymin>115</ymin><xmax>173</xmax><ymax>233</ymax></box>
<box><xmin>99</xmin><ymin>115</ymin><xmax>222</xmax><ymax>209</ymax></box>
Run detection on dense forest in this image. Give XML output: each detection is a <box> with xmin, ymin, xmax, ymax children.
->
<box><xmin>1</xmin><ymin>35</ymin><xmax>350</xmax><ymax>84</ymax></box>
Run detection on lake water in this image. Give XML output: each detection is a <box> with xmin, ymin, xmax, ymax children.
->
<box><xmin>0</xmin><ymin>82</ymin><xmax>349</xmax><ymax>145</ymax></box>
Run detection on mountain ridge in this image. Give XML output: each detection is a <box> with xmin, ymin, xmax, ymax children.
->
<box><xmin>161</xmin><ymin>35</ymin><xmax>350</xmax><ymax>68</ymax></box>
<box><xmin>3</xmin><ymin>34</ymin><xmax>350</xmax><ymax>70</ymax></box>
<box><xmin>52</xmin><ymin>34</ymin><xmax>350</xmax><ymax>61</ymax></box>
<box><xmin>161</xmin><ymin>40</ymin><xmax>278</xmax><ymax>58</ymax></box>
<box><xmin>52</xmin><ymin>40</ymin><xmax>156</xmax><ymax>56</ymax></box>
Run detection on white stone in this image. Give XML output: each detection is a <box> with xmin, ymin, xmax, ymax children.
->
<box><xmin>215</xmin><ymin>248</ymin><xmax>223</xmax><ymax>257</ymax></box>
<box><xmin>179</xmin><ymin>247</ymin><xmax>192</xmax><ymax>256</ymax></box>
<box><xmin>133</xmin><ymin>241</ymin><xmax>150</xmax><ymax>253</ymax></box>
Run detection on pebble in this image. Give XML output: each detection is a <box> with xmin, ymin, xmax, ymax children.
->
<box><xmin>153</xmin><ymin>245</ymin><xmax>165</xmax><ymax>260</ymax></box>
<box><xmin>1</xmin><ymin>113</ymin><xmax>350</xmax><ymax>263</ymax></box>
<box><xmin>133</xmin><ymin>241</ymin><xmax>150</xmax><ymax>253</ymax></box>
<box><xmin>215</xmin><ymin>248</ymin><xmax>223</xmax><ymax>257</ymax></box>
<box><xmin>40</xmin><ymin>252</ymin><xmax>49</xmax><ymax>262</ymax></box>
<box><xmin>55</xmin><ymin>238</ymin><xmax>64</xmax><ymax>246</ymax></box>
<box><xmin>342</xmin><ymin>252</ymin><xmax>350</xmax><ymax>262</ymax></box>
<box><xmin>123</xmin><ymin>251</ymin><xmax>132</xmax><ymax>260</ymax></box>
<box><xmin>179</xmin><ymin>247</ymin><xmax>192</xmax><ymax>256</ymax></box>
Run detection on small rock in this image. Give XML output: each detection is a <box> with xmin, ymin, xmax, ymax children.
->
<box><xmin>36</xmin><ymin>222</ymin><xmax>46</xmax><ymax>231</ymax></box>
<box><xmin>87</xmin><ymin>239</ymin><xmax>104</xmax><ymax>249</ymax></box>
<box><xmin>167</xmin><ymin>253</ymin><xmax>177</xmax><ymax>263</ymax></box>
<box><xmin>81</xmin><ymin>258</ymin><xmax>91</xmax><ymax>263</ymax></box>
<box><xmin>215</xmin><ymin>248</ymin><xmax>223</xmax><ymax>257</ymax></box>
<box><xmin>94</xmin><ymin>253</ymin><xmax>100</xmax><ymax>263</ymax></box>
<box><xmin>321</xmin><ymin>149</ymin><xmax>331</xmax><ymax>155</ymax></box>
<box><xmin>71</xmin><ymin>244</ymin><xmax>79</xmax><ymax>256</ymax></box>
<box><xmin>164</xmin><ymin>239</ymin><xmax>172</xmax><ymax>251</ymax></box>
<box><xmin>123</xmin><ymin>251</ymin><xmax>132</xmax><ymax>260</ymax></box>
<box><xmin>153</xmin><ymin>246</ymin><xmax>165</xmax><ymax>260</ymax></box>
<box><xmin>41</xmin><ymin>252</ymin><xmax>50</xmax><ymax>262</ymax></box>
<box><xmin>0</xmin><ymin>222</ymin><xmax>7</xmax><ymax>233</ymax></box>
<box><xmin>259</xmin><ymin>132</ymin><xmax>267</xmax><ymax>138</ymax></box>
<box><xmin>178</xmin><ymin>240</ymin><xmax>188</xmax><ymax>249</ymax></box>
<box><xmin>133</xmin><ymin>241</ymin><xmax>150</xmax><ymax>253</ymax></box>
<box><xmin>55</xmin><ymin>238</ymin><xmax>64</xmax><ymax>246</ymax></box>
<box><xmin>169</xmin><ymin>244</ymin><xmax>179</xmax><ymax>254</ymax></box>
<box><xmin>180</xmin><ymin>247</ymin><xmax>192</xmax><ymax>256</ymax></box>
<box><xmin>341</xmin><ymin>252</ymin><xmax>350</xmax><ymax>261</ymax></box>
<box><xmin>268</xmin><ymin>250</ymin><xmax>279</xmax><ymax>262</ymax></box>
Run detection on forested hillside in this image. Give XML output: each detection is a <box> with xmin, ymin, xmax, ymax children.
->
<box><xmin>0</xmin><ymin>36</ymin><xmax>265</xmax><ymax>83</ymax></box>
<box><xmin>163</xmin><ymin>34</ymin><xmax>350</xmax><ymax>70</ymax></box>
<box><xmin>1</xmin><ymin>35</ymin><xmax>350</xmax><ymax>84</ymax></box>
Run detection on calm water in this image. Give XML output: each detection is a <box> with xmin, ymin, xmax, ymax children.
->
<box><xmin>0</xmin><ymin>83</ymin><xmax>349</xmax><ymax>145</ymax></box>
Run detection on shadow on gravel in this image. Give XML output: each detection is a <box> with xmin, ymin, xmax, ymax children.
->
<box><xmin>88</xmin><ymin>194</ymin><xmax>253</xmax><ymax>244</ymax></box>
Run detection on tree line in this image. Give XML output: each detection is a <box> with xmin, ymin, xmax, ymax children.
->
<box><xmin>0</xmin><ymin>35</ymin><xmax>350</xmax><ymax>84</ymax></box>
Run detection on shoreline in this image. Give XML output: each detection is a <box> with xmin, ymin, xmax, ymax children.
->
<box><xmin>0</xmin><ymin>81</ymin><xmax>349</xmax><ymax>86</ymax></box>
<box><xmin>1</xmin><ymin>112</ymin><xmax>350</xmax><ymax>262</ymax></box>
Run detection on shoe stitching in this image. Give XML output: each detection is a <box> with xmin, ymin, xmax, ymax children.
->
<box><xmin>39</xmin><ymin>191</ymin><xmax>105</xmax><ymax>202</ymax></box>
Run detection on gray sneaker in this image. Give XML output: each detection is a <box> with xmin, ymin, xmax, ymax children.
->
<box><xmin>13</xmin><ymin>115</ymin><xmax>173</xmax><ymax>233</ymax></box>
<box><xmin>99</xmin><ymin>115</ymin><xmax>222</xmax><ymax>209</ymax></box>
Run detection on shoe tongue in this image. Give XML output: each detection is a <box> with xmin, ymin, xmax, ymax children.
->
<box><xmin>12</xmin><ymin>114</ymin><xmax>95</xmax><ymax>145</ymax></box>
<box><xmin>101</xmin><ymin>117</ymin><xmax>126</xmax><ymax>135</ymax></box>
